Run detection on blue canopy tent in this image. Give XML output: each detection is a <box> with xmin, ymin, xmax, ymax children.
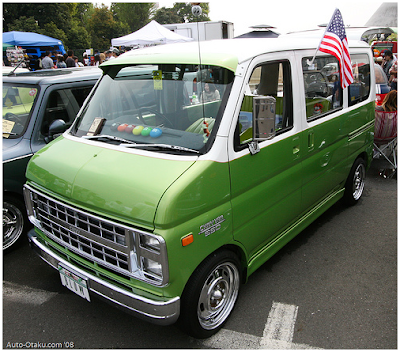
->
<box><xmin>3</xmin><ymin>31</ymin><xmax>65</xmax><ymax>50</ymax></box>
<box><xmin>3</xmin><ymin>31</ymin><xmax>66</xmax><ymax>70</ymax></box>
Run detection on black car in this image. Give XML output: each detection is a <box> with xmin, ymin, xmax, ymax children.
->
<box><xmin>3</xmin><ymin>67</ymin><xmax>102</xmax><ymax>250</ymax></box>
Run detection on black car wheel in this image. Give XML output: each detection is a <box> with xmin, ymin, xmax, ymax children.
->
<box><xmin>3</xmin><ymin>196</ymin><xmax>26</xmax><ymax>251</ymax></box>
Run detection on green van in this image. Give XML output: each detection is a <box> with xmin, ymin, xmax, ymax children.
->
<box><xmin>24</xmin><ymin>35</ymin><xmax>375</xmax><ymax>338</ymax></box>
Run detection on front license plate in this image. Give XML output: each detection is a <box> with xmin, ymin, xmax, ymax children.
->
<box><xmin>58</xmin><ymin>266</ymin><xmax>90</xmax><ymax>302</ymax></box>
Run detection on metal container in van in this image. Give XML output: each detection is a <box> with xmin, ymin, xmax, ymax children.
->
<box><xmin>24</xmin><ymin>35</ymin><xmax>375</xmax><ymax>338</ymax></box>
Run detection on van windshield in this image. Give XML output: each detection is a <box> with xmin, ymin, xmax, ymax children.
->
<box><xmin>3</xmin><ymin>84</ymin><xmax>39</xmax><ymax>138</ymax></box>
<box><xmin>71</xmin><ymin>64</ymin><xmax>235</xmax><ymax>154</ymax></box>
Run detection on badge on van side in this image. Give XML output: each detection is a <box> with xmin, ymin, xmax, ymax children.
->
<box><xmin>199</xmin><ymin>215</ymin><xmax>225</xmax><ymax>237</ymax></box>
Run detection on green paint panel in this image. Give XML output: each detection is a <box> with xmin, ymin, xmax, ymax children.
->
<box><xmin>230</xmin><ymin>134</ymin><xmax>303</xmax><ymax>260</ymax></box>
<box><xmin>27</xmin><ymin>137</ymin><xmax>195</xmax><ymax>228</ymax></box>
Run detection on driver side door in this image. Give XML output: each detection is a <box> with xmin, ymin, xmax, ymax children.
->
<box><xmin>31</xmin><ymin>83</ymin><xmax>95</xmax><ymax>153</ymax></box>
<box><xmin>229</xmin><ymin>54</ymin><xmax>303</xmax><ymax>262</ymax></box>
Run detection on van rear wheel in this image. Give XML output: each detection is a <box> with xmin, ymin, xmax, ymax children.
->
<box><xmin>343</xmin><ymin>158</ymin><xmax>366</xmax><ymax>205</ymax></box>
<box><xmin>179</xmin><ymin>250</ymin><xmax>241</xmax><ymax>339</ymax></box>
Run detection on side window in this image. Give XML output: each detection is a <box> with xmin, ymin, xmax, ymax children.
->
<box><xmin>41</xmin><ymin>86</ymin><xmax>93</xmax><ymax>137</ymax></box>
<box><xmin>302</xmin><ymin>56</ymin><xmax>342</xmax><ymax>121</ymax></box>
<box><xmin>236</xmin><ymin>60</ymin><xmax>293</xmax><ymax>148</ymax></box>
<box><xmin>348</xmin><ymin>54</ymin><xmax>370</xmax><ymax>106</ymax></box>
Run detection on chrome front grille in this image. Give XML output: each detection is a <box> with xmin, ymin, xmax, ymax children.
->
<box><xmin>24</xmin><ymin>184</ymin><xmax>169</xmax><ymax>286</ymax></box>
<box><xmin>26</xmin><ymin>188</ymin><xmax>131</xmax><ymax>276</ymax></box>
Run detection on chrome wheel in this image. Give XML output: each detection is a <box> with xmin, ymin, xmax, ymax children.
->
<box><xmin>352</xmin><ymin>163</ymin><xmax>366</xmax><ymax>201</ymax></box>
<box><xmin>344</xmin><ymin>158</ymin><xmax>366</xmax><ymax>206</ymax></box>
<box><xmin>197</xmin><ymin>261</ymin><xmax>240</xmax><ymax>331</ymax></box>
<box><xmin>3</xmin><ymin>201</ymin><xmax>24</xmax><ymax>250</ymax></box>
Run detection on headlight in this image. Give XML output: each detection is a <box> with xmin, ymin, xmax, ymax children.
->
<box><xmin>128</xmin><ymin>231</ymin><xmax>168</xmax><ymax>285</ymax></box>
<box><xmin>142</xmin><ymin>257</ymin><xmax>163</xmax><ymax>278</ymax></box>
<box><xmin>140</xmin><ymin>234</ymin><xmax>161</xmax><ymax>253</ymax></box>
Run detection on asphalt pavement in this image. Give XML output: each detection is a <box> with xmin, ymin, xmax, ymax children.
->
<box><xmin>3</xmin><ymin>156</ymin><xmax>397</xmax><ymax>349</ymax></box>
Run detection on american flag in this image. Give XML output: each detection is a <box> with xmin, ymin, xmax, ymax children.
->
<box><xmin>319</xmin><ymin>9</ymin><xmax>353</xmax><ymax>89</ymax></box>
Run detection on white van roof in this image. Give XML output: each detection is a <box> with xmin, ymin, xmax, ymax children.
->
<box><xmin>284</xmin><ymin>26</ymin><xmax>394</xmax><ymax>42</ymax></box>
<box><xmin>101</xmin><ymin>36</ymin><xmax>370</xmax><ymax>74</ymax></box>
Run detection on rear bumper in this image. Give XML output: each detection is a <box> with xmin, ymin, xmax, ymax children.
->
<box><xmin>27</xmin><ymin>229</ymin><xmax>180</xmax><ymax>325</ymax></box>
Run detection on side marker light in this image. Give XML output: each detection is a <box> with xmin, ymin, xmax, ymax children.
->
<box><xmin>182</xmin><ymin>234</ymin><xmax>194</xmax><ymax>247</ymax></box>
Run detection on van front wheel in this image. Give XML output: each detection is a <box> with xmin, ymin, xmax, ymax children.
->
<box><xmin>343</xmin><ymin>158</ymin><xmax>366</xmax><ymax>205</ymax></box>
<box><xmin>179</xmin><ymin>250</ymin><xmax>241</xmax><ymax>339</ymax></box>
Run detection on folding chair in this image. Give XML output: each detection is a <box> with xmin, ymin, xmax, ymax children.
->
<box><xmin>373</xmin><ymin>110</ymin><xmax>397</xmax><ymax>172</ymax></box>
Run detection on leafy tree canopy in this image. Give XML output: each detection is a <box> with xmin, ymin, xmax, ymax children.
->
<box><xmin>153</xmin><ymin>7</ymin><xmax>184</xmax><ymax>24</ymax></box>
<box><xmin>2</xmin><ymin>2</ymin><xmax>210</xmax><ymax>52</ymax></box>
<box><xmin>111</xmin><ymin>3</ymin><xmax>156</xmax><ymax>32</ymax></box>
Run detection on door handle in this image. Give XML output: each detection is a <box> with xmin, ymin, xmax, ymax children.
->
<box><xmin>308</xmin><ymin>131</ymin><xmax>314</xmax><ymax>150</ymax></box>
<box><xmin>292</xmin><ymin>136</ymin><xmax>300</xmax><ymax>160</ymax></box>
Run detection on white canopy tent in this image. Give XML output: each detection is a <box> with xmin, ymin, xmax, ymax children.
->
<box><xmin>111</xmin><ymin>20</ymin><xmax>194</xmax><ymax>47</ymax></box>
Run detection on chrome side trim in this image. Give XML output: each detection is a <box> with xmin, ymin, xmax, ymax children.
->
<box><xmin>27</xmin><ymin>229</ymin><xmax>180</xmax><ymax>325</ymax></box>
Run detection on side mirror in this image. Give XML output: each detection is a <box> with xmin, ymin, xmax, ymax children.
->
<box><xmin>253</xmin><ymin>96</ymin><xmax>276</xmax><ymax>141</ymax></box>
<box><xmin>47</xmin><ymin>119</ymin><xmax>67</xmax><ymax>142</ymax></box>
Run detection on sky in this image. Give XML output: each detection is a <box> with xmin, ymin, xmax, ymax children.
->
<box><xmin>154</xmin><ymin>0</ymin><xmax>395</xmax><ymax>36</ymax></box>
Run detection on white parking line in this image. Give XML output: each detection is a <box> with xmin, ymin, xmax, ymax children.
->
<box><xmin>3</xmin><ymin>281</ymin><xmax>57</xmax><ymax>306</ymax></box>
<box><xmin>203</xmin><ymin>301</ymin><xmax>322</xmax><ymax>349</ymax></box>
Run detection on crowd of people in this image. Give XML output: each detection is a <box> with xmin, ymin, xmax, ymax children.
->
<box><xmin>31</xmin><ymin>47</ymin><xmax>124</xmax><ymax>70</ymax></box>
<box><xmin>375</xmin><ymin>49</ymin><xmax>397</xmax><ymax>112</ymax></box>
<box><xmin>379</xmin><ymin>49</ymin><xmax>397</xmax><ymax>91</ymax></box>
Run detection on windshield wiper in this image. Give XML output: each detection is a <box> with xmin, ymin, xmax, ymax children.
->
<box><xmin>82</xmin><ymin>134</ymin><xmax>136</xmax><ymax>144</ymax></box>
<box><xmin>120</xmin><ymin>143</ymin><xmax>200</xmax><ymax>154</ymax></box>
<box><xmin>82</xmin><ymin>136</ymin><xmax>199</xmax><ymax>154</ymax></box>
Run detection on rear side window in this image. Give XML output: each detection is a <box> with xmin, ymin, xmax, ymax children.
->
<box><xmin>302</xmin><ymin>56</ymin><xmax>342</xmax><ymax>121</ymax></box>
<box><xmin>348</xmin><ymin>54</ymin><xmax>371</xmax><ymax>106</ymax></box>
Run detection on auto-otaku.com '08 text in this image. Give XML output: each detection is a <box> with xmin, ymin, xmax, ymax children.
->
<box><xmin>5</xmin><ymin>341</ymin><xmax>75</xmax><ymax>349</ymax></box>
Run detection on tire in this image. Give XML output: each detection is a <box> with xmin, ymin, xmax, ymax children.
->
<box><xmin>343</xmin><ymin>157</ymin><xmax>366</xmax><ymax>206</ymax></box>
<box><xmin>3</xmin><ymin>196</ymin><xmax>26</xmax><ymax>251</ymax></box>
<box><xmin>179</xmin><ymin>250</ymin><xmax>241</xmax><ymax>339</ymax></box>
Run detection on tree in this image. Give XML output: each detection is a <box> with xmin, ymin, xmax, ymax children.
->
<box><xmin>88</xmin><ymin>5</ymin><xmax>129</xmax><ymax>51</ymax></box>
<box><xmin>64</xmin><ymin>20</ymin><xmax>91</xmax><ymax>50</ymax></box>
<box><xmin>40</xmin><ymin>22</ymin><xmax>68</xmax><ymax>45</ymax></box>
<box><xmin>2</xmin><ymin>3</ymin><xmax>159</xmax><ymax>51</ymax></box>
<box><xmin>7</xmin><ymin>3</ymin><xmax>72</xmax><ymax>30</ymax></box>
<box><xmin>3</xmin><ymin>3</ymin><xmax>32</xmax><ymax>32</ymax></box>
<box><xmin>71</xmin><ymin>2</ymin><xmax>94</xmax><ymax>25</ymax></box>
<box><xmin>7</xmin><ymin>16</ymin><xmax>40</xmax><ymax>33</ymax></box>
<box><xmin>153</xmin><ymin>3</ymin><xmax>210</xmax><ymax>24</ymax></box>
<box><xmin>172</xmin><ymin>3</ymin><xmax>210</xmax><ymax>23</ymax></box>
<box><xmin>111</xmin><ymin>3</ymin><xmax>156</xmax><ymax>32</ymax></box>
<box><xmin>65</xmin><ymin>3</ymin><xmax>93</xmax><ymax>50</ymax></box>
<box><xmin>153</xmin><ymin>7</ymin><xmax>183</xmax><ymax>24</ymax></box>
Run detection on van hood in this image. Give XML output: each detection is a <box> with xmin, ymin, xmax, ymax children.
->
<box><xmin>26</xmin><ymin>136</ymin><xmax>196</xmax><ymax>228</ymax></box>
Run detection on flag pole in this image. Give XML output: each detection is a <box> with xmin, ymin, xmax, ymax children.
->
<box><xmin>306</xmin><ymin>8</ymin><xmax>338</xmax><ymax>67</ymax></box>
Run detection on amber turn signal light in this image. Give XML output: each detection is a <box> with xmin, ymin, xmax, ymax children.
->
<box><xmin>181</xmin><ymin>234</ymin><xmax>194</xmax><ymax>247</ymax></box>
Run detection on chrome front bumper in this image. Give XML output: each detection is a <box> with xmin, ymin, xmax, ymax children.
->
<box><xmin>27</xmin><ymin>229</ymin><xmax>180</xmax><ymax>325</ymax></box>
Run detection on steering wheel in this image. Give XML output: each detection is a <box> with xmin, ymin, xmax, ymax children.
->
<box><xmin>5</xmin><ymin>112</ymin><xmax>23</xmax><ymax>124</ymax></box>
<box><xmin>129</xmin><ymin>93</ymin><xmax>173</xmax><ymax>128</ymax></box>
<box><xmin>4</xmin><ymin>113</ymin><xmax>24</xmax><ymax>135</ymax></box>
<box><xmin>308</xmin><ymin>81</ymin><xmax>329</xmax><ymax>98</ymax></box>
